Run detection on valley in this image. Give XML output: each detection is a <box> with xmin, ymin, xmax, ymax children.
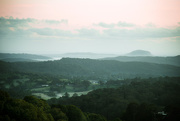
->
<box><xmin>0</xmin><ymin>52</ymin><xmax>180</xmax><ymax>121</ymax></box>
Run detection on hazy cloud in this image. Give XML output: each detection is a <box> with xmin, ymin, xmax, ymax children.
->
<box><xmin>1</xmin><ymin>17</ymin><xmax>180</xmax><ymax>41</ymax></box>
<box><xmin>43</xmin><ymin>19</ymin><xmax>68</xmax><ymax>24</ymax></box>
<box><xmin>0</xmin><ymin>17</ymin><xmax>68</xmax><ymax>27</ymax></box>
<box><xmin>97</xmin><ymin>22</ymin><xmax>115</xmax><ymax>28</ymax></box>
<box><xmin>96</xmin><ymin>21</ymin><xmax>135</xmax><ymax>28</ymax></box>
<box><xmin>0</xmin><ymin>17</ymin><xmax>180</xmax><ymax>55</ymax></box>
<box><xmin>30</xmin><ymin>28</ymin><xmax>73</xmax><ymax>37</ymax></box>
<box><xmin>145</xmin><ymin>23</ymin><xmax>156</xmax><ymax>28</ymax></box>
<box><xmin>0</xmin><ymin>17</ymin><xmax>70</xmax><ymax>38</ymax></box>
<box><xmin>117</xmin><ymin>21</ymin><xmax>135</xmax><ymax>27</ymax></box>
<box><xmin>0</xmin><ymin>17</ymin><xmax>35</xmax><ymax>28</ymax></box>
<box><xmin>1</xmin><ymin>17</ymin><xmax>180</xmax><ymax>42</ymax></box>
<box><xmin>103</xmin><ymin>27</ymin><xmax>180</xmax><ymax>40</ymax></box>
<box><xmin>77</xmin><ymin>28</ymin><xmax>101</xmax><ymax>38</ymax></box>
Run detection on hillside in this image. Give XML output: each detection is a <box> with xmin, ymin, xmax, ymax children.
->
<box><xmin>45</xmin><ymin>52</ymin><xmax>117</xmax><ymax>59</ymax></box>
<box><xmin>102</xmin><ymin>55</ymin><xmax>180</xmax><ymax>67</ymax></box>
<box><xmin>1</xmin><ymin>58</ymin><xmax>180</xmax><ymax>79</ymax></box>
<box><xmin>0</xmin><ymin>58</ymin><xmax>38</xmax><ymax>62</ymax></box>
<box><xmin>49</xmin><ymin>76</ymin><xmax>180</xmax><ymax>121</ymax></box>
<box><xmin>0</xmin><ymin>53</ymin><xmax>52</xmax><ymax>62</ymax></box>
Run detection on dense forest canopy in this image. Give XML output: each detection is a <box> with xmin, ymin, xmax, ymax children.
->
<box><xmin>0</xmin><ymin>56</ymin><xmax>180</xmax><ymax>121</ymax></box>
<box><xmin>0</xmin><ymin>58</ymin><xmax>180</xmax><ymax>80</ymax></box>
<box><xmin>0</xmin><ymin>76</ymin><xmax>180</xmax><ymax>121</ymax></box>
<box><xmin>102</xmin><ymin>55</ymin><xmax>180</xmax><ymax>67</ymax></box>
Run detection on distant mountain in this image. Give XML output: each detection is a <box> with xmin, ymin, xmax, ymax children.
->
<box><xmin>0</xmin><ymin>58</ymin><xmax>38</xmax><ymax>62</ymax></box>
<box><xmin>0</xmin><ymin>53</ymin><xmax>52</xmax><ymax>62</ymax></box>
<box><xmin>1</xmin><ymin>58</ymin><xmax>180</xmax><ymax>79</ymax></box>
<box><xmin>126</xmin><ymin>50</ymin><xmax>152</xmax><ymax>56</ymax></box>
<box><xmin>102</xmin><ymin>55</ymin><xmax>180</xmax><ymax>67</ymax></box>
<box><xmin>45</xmin><ymin>52</ymin><xmax>117</xmax><ymax>59</ymax></box>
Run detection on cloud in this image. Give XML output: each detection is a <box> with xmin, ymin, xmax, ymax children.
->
<box><xmin>102</xmin><ymin>27</ymin><xmax>180</xmax><ymax>40</ymax></box>
<box><xmin>0</xmin><ymin>17</ymin><xmax>35</xmax><ymax>28</ymax></box>
<box><xmin>117</xmin><ymin>21</ymin><xmax>135</xmax><ymax>27</ymax></box>
<box><xmin>1</xmin><ymin>17</ymin><xmax>180</xmax><ymax>46</ymax></box>
<box><xmin>43</xmin><ymin>19</ymin><xmax>68</xmax><ymax>24</ymax></box>
<box><xmin>97</xmin><ymin>22</ymin><xmax>115</xmax><ymax>28</ymax></box>
<box><xmin>145</xmin><ymin>23</ymin><xmax>156</xmax><ymax>28</ymax></box>
<box><xmin>77</xmin><ymin>28</ymin><xmax>100</xmax><ymax>37</ymax></box>
<box><xmin>96</xmin><ymin>21</ymin><xmax>135</xmax><ymax>28</ymax></box>
<box><xmin>0</xmin><ymin>17</ymin><xmax>68</xmax><ymax>28</ymax></box>
<box><xmin>0</xmin><ymin>17</ymin><xmax>180</xmax><ymax>55</ymax></box>
<box><xmin>29</xmin><ymin>28</ymin><xmax>73</xmax><ymax>37</ymax></box>
<box><xmin>0</xmin><ymin>17</ymin><xmax>71</xmax><ymax>38</ymax></box>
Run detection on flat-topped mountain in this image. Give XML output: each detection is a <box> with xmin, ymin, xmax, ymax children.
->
<box><xmin>126</xmin><ymin>50</ymin><xmax>152</xmax><ymax>56</ymax></box>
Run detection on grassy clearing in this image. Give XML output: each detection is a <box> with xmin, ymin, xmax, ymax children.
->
<box><xmin>32</xmin><ymin>90</ymin><xmax>92</xmax><ymax>100</ymax></box>
<box><xmin>32</xmin><ymin>93</ymin><xmax>52</xmax><ymax>100</ymax></box>
<box><xmin>31</xmin><ymin>87</ymin><xmax>50</xmax><ymax>92</ymax></box>
<box><xmin>56</xmin><ymin>90</ymin><xmax>92</xmax><ymax>98</ymax></box>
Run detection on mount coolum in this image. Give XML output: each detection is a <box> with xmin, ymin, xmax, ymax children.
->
<box><xmin>126</xmin><ymin>50</ymin><xmax>152</xmax><ymax>56</ymax></box>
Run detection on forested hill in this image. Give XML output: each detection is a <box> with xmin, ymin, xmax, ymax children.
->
<box><xmin>1</xmin><ymin>58</ymin><xmax>180</xmax><ymax>79</ymax></box>
<box><xmin>102</xmin><ymin>55</ymin><xmax>180</xmax><ymax>67</ymax></box>
<box><xmin>0</xmin><ymin>53</ymin><xmax>52</xmax><ymax>62</ymax></box>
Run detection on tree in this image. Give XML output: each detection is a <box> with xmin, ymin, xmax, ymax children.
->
<box><xmin>86</xmin><ymin>113</ymin><xmax>107</xmax><ymax>121</ymax></box>
<box><xmin>0</xmin><ymin>90</ymin><xmax>10</xmax><ymax>113</ymax></box>
<box><xmin>23</xmin><ymin>96</ymin><xmax>54</xmax><ymax>121</ymax></box>
<box><xmin>50</xmin><ymin>107</ymin><xmax>68</xmax><ymax>121</ymax></box>
<box><xmin>123</xmin><ymin>102</ymin><xmax>138</xmax><ymax>121</ymax></box>
<box><xmin>3</xmin><ymin>99</ymin><xmax>39</xmax><ymax>121</ymax></box>
<box><xmin>135</xmin><ymin>103</ymin><xmax>157</xmax><ymax>121</ymax></box>
<box><xmin>63</xmin><ymin>92</ymin><xmax>70</xmax><ymax>99</ymax></box>
<box><xmin>66</xmin><ymin>105</ymin><xmax>87</xmax><ymax>121</ymax></box>
<box><xmin>72</xmin><ymin>93</ymin><xmax>78</xmax><ymax>97</ymax></box>
<box><xmin>24</xmin><ymin>96</ymin><xmax>50</xmax><ymax>111</ymax></box>
<box><xmin>99</xmin><ymin>80</ymin><xmax>104</xmax><ymax>86</ymax></box>
<box><xmin>82</xmin><ymin>80</ymin><xmax>91</xmax><ymax>90</ymax></box>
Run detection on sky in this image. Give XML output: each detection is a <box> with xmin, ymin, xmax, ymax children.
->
<box><xmin>0</xmin><ymin>0</ymin><xmax>180</xmax><ymax>56</ymax></box>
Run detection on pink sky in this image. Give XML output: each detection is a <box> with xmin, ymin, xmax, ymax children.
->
<box><xmin>0</xmin><ymin>0</ymin><xmax>180</xmax><ymax>55</ymax></box>
<box><xmin>0</xmin><ymin>0</ymin><xmax>180</xmax><ymax>27</ymax></box>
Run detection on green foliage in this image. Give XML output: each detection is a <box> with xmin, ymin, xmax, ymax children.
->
<box><xmin>0</xmin><ymin>90</ymin><xmax>10</xmax><ymax>113</ymax></box>
<box><xmin>3</xmin><ymin>98</ymin><xmax>38</xmax><ymax>121</ymax></box>
<box><xmin>0</xmin><ymin>90</ymin><xmax>55</xmax><ymax>121</ymax></box>
<box><xmin>0</xmin><ymin>115</ymin><xmax>11</xmax><ymax>121</ymax></box>
<box><xmin>66</xmin><ymin>105</ymin><xmax>87</xmax><ymax>121</ymax></box>
<box><xmin>0</xmin><ymin>89</ymin><xmax>9</xmax><ymax>101</ymax></box>
<box><xmin>24</xmin><ymin>96</ymin><xmax>50</xmax><ymax>111</ymax></box>
<box><xmin>0</xmin><ymin>90</ymin><xmax>94</xmax><ymax>121</ymax></box>
<box><xmin>49</xmin><ymin>108</ymin><xmax>68</xmax><ymax>121</ymax></box>
<box><xmin>1</xmin><ymin>76</ymin><xmax>180</xmax><ymax>121</ymax></box>
<box><xmin>1</xmin><ymin>57</ymin><xmax>180</xmax><ymax>121</ymax></box>
<box><xmin>123</xmin><ymin>103</ymin><xmax>158</xmax><ymax>121</ymax></box>
<box><xmin>123</xmin><ymin>102</ymin><xmax>138</xmax><ymax>121</ymax></box>
<box><xmin>81</xmin><ymin>80</ymin><xmax>91</xmax><ymax>90</ymax></box>
<box><xmin>164</xmin><ymin>105</ymin><xmax>180</xmax><ymax>121</ymax></box>
<box><xmin>63</xmin><ymin>92</ymin><xmax>70</xmax><ymax>99</ymax></box>
<box><xmin>50</xmin><ymin>76</ymin><xmax>180</xmax><ymax>120</ymax></box>
<box><xmin>72</xmin><ymin>93</ymin><xmax>78</xmax><ymax>97</ymax></box>
<box><xmin>86</xmin><ymin>113</ymin><xmax>107</xmax><ymax>121</ymax></box>
<box><xmin>1</xmin><ymin>58</ymin><xmax>180</xmax><ymax>80</ymax></box>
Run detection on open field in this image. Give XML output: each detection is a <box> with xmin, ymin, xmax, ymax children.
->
<box><xmin>32</xmin><ymin>90</ymin><xmax>92</xmax><ymax>100</ymax></box>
